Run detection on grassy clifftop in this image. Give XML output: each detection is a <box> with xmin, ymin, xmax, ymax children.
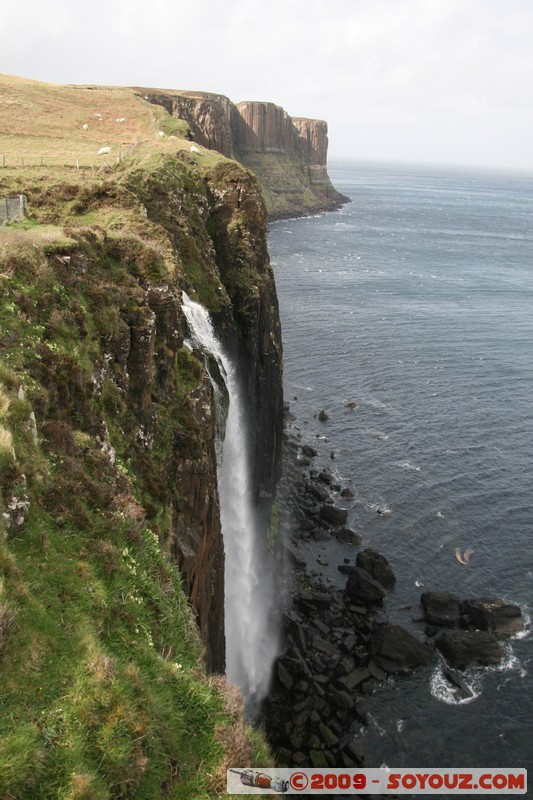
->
<box><xmin>0</xmin><ymin>75</ymin><xmax>275</xmax><ymax>799</ymax></box>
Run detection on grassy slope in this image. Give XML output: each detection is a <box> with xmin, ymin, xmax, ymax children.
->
<box><xmin>0</xmin><ymin>74</ymin><xmax>194</xmax><ymax>167</ymax></box>
<box><xmin>0</xmin><ymin>75</ymin><xmax>272</xmax><ymax>799</ymax></box>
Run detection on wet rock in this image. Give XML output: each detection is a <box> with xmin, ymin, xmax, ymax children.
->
<box><xmin>340</xmin><ymin>487</ymin><xmax>355</xmax><ymax>498</ymax></box>
<box><xmin>301</xmin><ymin>444</ymin><xmax>318</xmax><ymax>458</ymax></box>
<box><xmin>312</xmin><ymin>636</ymin><xmax>341</xmax><ymax>659</ymax></box>
<box><xmin>345</xmin><ymin>402</ymin><xmax>358</xmax><ymax>410</ymax></box>
<box><xmin>337</xmin><ymin>666</ymin><xmax>371</xmax><ymax>690</ymax></box>
<box><xmin>311</xmin><ymin>617</ymin><xmax>330</xmax><ymax>637</ymax></box>
<box><xmin>421</xmin><ymin>591</ymin><xmax>461</xmax><ymax>626</ymax></box>
<box><xmin>340</xmin><ymin>634</ymin><xmax>358</xmax><ymax>654</ymax></box>
<box><xmin>318</xmin><ymin>409</ymin><xmax>330</xmax><ymax>421</ymax></box>
<box><xmin>368</xmin><ymin>660</ymin><xmax>388</xmax><ymax>681</ymax></box>
<box><xmin>289</xmin><ymin>732</ymin><xmax>304</xmax><ymax>750</ymax></box>
<box><xmin>443</xmin><ymin>667</ymin><xmax>475</xmax><ymax>700</ymax></box>
<box><xmin>310</xmin><ymin>483</ymin><xmax>330</xmax><ymax>502</ymax></box>
<box><xmin>460</xmin><ymin>597</ymin><xmax>524</xmax><ymax>637</ymax></box>
<box><xmin>294</xmin><ymin>590</ymin><xmax>332</xmax><ymax>611</ymax></box>
<box><xmin>313</xmin><ymin>528</ymin><xmax>332</xmax><ymax>542</ymax></box>
<box><xmin>277</xmin><ymin>661</ymin><xmax>294</xmax><ymax>690</ymax></box>
<box><xmin>345</xmin><ymin>567</ymin><xmax>387</xmax><ymax>606</ymax></box>
<box><xmin>320</xmin><ymin>504</ymin><xmax>348</xmax><ymax>525</ymax></box>
<box><xmin>436</xmin><ymin>630</ymin><xmax>503</xmax><ymax>669</ymax></box>
<box><xmin>338</xmin><ymin>564</ymin><xmax>358</xmax><ymax>575</ymax></box>
<box><xmin>327</xmin><ymin>687</ymin><xmax>354</xmax><ymax>710</ymax></box>
<box><xmin>318</xmin><ymin>469</ymin><xmax>334</xmax><ymax>484</ymax></box>
<box><xmin>284</xmin><ymin>544</ymin><xmax>306</xmax><ymax>569</ymax></box>
<box><xmin>356</xmin><ymin>549</ymin><xmax>396</xmax><ymax>590</ymax></box>
<box><xmin>336</xmin><ymin>527</ymin><xmax>362</xmax><ymax>545</ymax></box>
<box><xmin>370</xmin><ymin>622</ymin><xmax>433</xmax><ymax>673</ymax></box>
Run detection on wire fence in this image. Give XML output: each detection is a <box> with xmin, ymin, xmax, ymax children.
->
<box><xmin>1</xmin><ymin>144</ymin><xmax>139</xmax><ymax>171</ymax></box>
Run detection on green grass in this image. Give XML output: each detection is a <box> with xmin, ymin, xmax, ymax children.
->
<box><xmin>0</xmin><ymin>363</ymin><xmax>269</xmax><ymax>798</ymax></box>
<box><xmin>0</xmin><ymin>160</ymin><xmax>274</xmax><ymax>799</ymax></box>
<box><xmin>0</xmin><ymin>88</ymin><xmax>278</xmax><ymax>794</ymax></box>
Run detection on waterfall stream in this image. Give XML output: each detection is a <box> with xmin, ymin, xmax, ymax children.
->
<box><xmin>181</xmin><ymin>292</ymin><xmax>278</xmax><ymax>706</ymax></box>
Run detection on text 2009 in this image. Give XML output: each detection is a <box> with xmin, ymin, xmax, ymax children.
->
<box><xmin>310</xmin><ymin>773</ymin><xmax>366</xmax><ymax>790</ymax></box>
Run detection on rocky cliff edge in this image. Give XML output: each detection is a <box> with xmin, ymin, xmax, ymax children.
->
<box><xmin>0</xmin><ymin>75</ymin><xmax>281</xmax><ymax>797</ymax></box>
<box><xmin>139</xmin><ymin>88</ymin><xmax>349</xmax><ymax>218</ymax></box>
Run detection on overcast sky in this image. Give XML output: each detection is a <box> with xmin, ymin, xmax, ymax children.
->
<box><xmin>2</xmin><ymin>0</ymin><xmax>533</xmax><ymax>170</ymax></box>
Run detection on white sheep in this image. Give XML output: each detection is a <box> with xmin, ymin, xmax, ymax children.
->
<box><xmin>158</xmin><ymin>131</ymin><xmax>165</xmax><ymax>138</ymax></box>
<box><xmin>82</xmin><ymin>123</ymin><xmax>89</xmax><ymax>131</ymax></box>
<box><xmin>98</xmin><ymin>146</ymin><xmax>111</xmax><ymax>155</ymax></box>
<box><xmin>116</xmin><ymin>117</ymin><xmax>126</xmax><ymax>123</ymax></box>
<box><xmin>94</xmin><ymin>113</ymin><xmax>103</xmax><ymax>120</ymax></box>
<box><xmin>190</xmin><ymin>145</ymin><xmax>201</xmax><ymax>154</ymax></box>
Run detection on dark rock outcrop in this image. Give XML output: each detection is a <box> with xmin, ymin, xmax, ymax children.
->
<box><xmin>336</xmin><ymin>527</ymin><xmax>362</xmax><ymax>545</ymax></box>
<box><xmin>320</xmin><ymin>504</ymin><xmax>348</xmax><ymax>526</ymax></box>
<box><xmin>345</xmin><ymin>567</ymin><xmax>386</xmax><ymax>606</ymax></box>
<box><xmin>436</xmin><ymin>630</ymin><xmax>503</xmax><ymax>669</ymax></box>
<box><xmin>356</xmin><ymin>549</ymin><xmax>396</xmax><ymax>590</ymax></box>
<box><xmin>421</xmin><ymin>591</ymin><xmax>462</xmax><ymax>627</ymax></box>
<box><xmin>370</xmin><ymin>623</ymin><xmax>433</xmax><ymax>673</ymax></box>
<box><xmin>460</xmin><ymin>597</ymin><xmax>524</xmax><ymax>636</ymax></box>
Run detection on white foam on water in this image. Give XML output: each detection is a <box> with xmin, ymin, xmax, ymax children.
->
<box><xmin>512</xmin><ymin>605</ymin><xmax>531</xmax><ymax>641</ymax></box>
<box><xmin>396</xmin><ymin>459</ymin><xmax>422</xmax><ymax>472</ymax></box>
<box><xmin>431</xmin><ymin>639</ymin><xmax>526</xmax><ymax>708</ymax></box>
<box><xmin>430</xmin><ymin>664</ymin><xmax>481</xmax><ymax>706</ymax></box>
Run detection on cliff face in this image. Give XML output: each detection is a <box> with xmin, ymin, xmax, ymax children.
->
<box><xmin>0</xmin><ymin>76</ymin><xmax>284</xmax><ymax>796</ymax></box>
<box><xmin>0</xmin><ymin>150</ymin><xmax>283</xmax><ymax>675</ymax></box>
<box><xmin>141</xmin><ymin>90</ymin><xmax>348</xmax><ymax>218</ymax></box>
<box><xmin>142</xmin><ymin>90</ymin><xmax>235</xmax><ymax>159</ymax></box>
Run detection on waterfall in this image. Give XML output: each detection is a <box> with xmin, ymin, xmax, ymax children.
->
<box><xmin>181</xmin><ymin>292</ymin><xmax>278</xmax><ymax>706</ymax></box>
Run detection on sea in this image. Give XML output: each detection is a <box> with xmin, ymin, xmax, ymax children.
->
<box><xmin>267</xmin><ymin>161</ymin><xmax>533</xmax><ymax>776</ymax></box>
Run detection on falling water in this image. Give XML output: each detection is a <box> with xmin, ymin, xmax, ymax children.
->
<box><xmin>181</xmin><ymin>292</ymin><xmax>278</xmax><ymax>706</ymax></box>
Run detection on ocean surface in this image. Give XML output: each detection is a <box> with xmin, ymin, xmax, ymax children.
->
<box><xmin>268</xmin><ymin>162</ymin><xmax>533</xmax><ymax>775</ymax></box>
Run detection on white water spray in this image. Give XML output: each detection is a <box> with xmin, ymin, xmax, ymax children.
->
<box><xmin>181</xmin><ymin>292</ymin><xmax>278</xmax><ymax>706</ymax></box>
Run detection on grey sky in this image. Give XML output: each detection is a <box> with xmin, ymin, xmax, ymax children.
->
<box><xmin>2</xmin><ymin>0</ymin><xmax>533</xmax><ymax>170</ymax></box>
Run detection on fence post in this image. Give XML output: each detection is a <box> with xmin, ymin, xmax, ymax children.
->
<box><xmin>5</xmin><ymin>196</ymin><xmax>9</xmax><ymax>221</ymax></box>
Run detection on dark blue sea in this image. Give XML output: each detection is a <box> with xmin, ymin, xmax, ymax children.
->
<box><xmin>268</xmin><ymin>162</ymin><xmax>533</xmax><ymax>776</ymax></box>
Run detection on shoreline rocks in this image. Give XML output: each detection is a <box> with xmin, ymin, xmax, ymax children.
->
<box><xmin>262</xmin><ymin>415</ymin><xmax>433</xmax><ymax>769</ymax></box>
<box><xmin>421</xmin><ymin>592</ymin><xmax>524</xmax><ymax>669</ymax></box>
<box><xmin>263</xmin><ymin>401</ymin><xmax>525</xmax><ymax>769</ymax></box>
<box><xmin>436</xmin><ymin>631</ymin><xmax>503</xmax><ymax>669</ymax></box>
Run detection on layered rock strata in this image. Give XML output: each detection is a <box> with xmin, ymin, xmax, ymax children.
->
<box><xmin>140</xmin><ymin>89</ymin><xmax>348</xmax><ymax>218</ymax></box>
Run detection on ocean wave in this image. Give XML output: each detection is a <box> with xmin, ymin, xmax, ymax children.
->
<box><xmin>368</xmin><ymin>502</ymin><xmax>391</xmax><ymax>515</ymax></box>
<box><xmin>396</xmin><ymin>459</ymin><xmax>422</xmax><ymax>472</ymax></box>
<box><xmin>430</xmin><ymin>663</ymin><xmax>481</xmax><ymax>706</ymax></box>
<box><xmin>512</xmin><ymin>605</ymin><xmax>531</xmax><ymax>641</ymax></box>
<box><xmin>431</xmin><ymin>641</ymin><xmax>526</xmax><ymax>707</ymax></box>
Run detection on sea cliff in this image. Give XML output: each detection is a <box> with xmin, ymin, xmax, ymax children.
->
<box><xmin>0</xmin><ymin>74</ymin><xmax>285</xmax><ymax>797</ymax></box>
<box><xmin>138</xmin><ymin>88</ymin><xmax>348</xmax><ymax>218</ymax></box>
